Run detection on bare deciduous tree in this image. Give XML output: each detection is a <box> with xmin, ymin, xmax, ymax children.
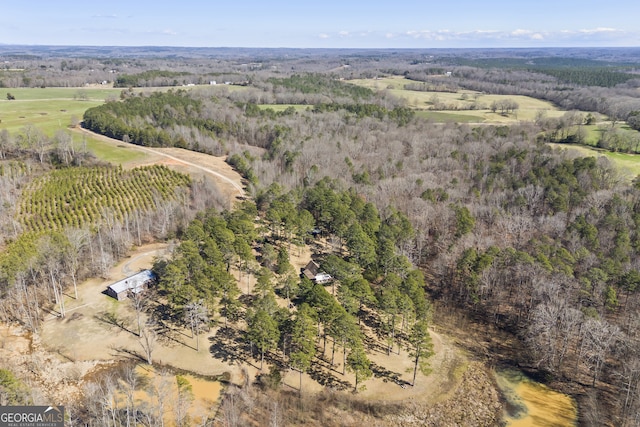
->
<box><xmin>580</xmin><ymin>318</ymin><xmax>622</xmax><ymax>387</ymax></box>
<box><xmin>139</xmin><ymin>322</ymin><xmax>158</xmax><ymax>365</ymax></box>
<box><xmin>184</xmin><ymin>300</ymin><xmax>209</xmax><ymax>352</ymax></box>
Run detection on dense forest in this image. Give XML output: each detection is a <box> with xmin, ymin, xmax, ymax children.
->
<box><xmin>4</xmin><ymin>46</ymin><xmax>640</xmax><ymax>425</ymax></box>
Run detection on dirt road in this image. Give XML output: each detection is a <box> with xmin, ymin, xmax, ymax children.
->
<box><xmin>75</xmin><ymin>128</ymin><xmax>245</xmax><ymax>201</ymax></box>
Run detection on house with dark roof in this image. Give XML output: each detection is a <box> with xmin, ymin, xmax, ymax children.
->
<box><xmin>301</xmin><ymin>260</ymin><xmax>332</xmax><ymax>284</ymax></box>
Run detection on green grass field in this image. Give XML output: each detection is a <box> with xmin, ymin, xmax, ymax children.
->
<box><xmin>2</xmin><ymin>87</ymin><xmax>118</xmax><ymax>101</ymax></box>
<box><xmin>0</xmin><ymin>87</ymin><xmax>152</xmax><ymax>165</ymax></box>
<box><xmin>415</xmin><ymin>110</ymin><xmax>486</xmax><ymax>123</ymax></box>
<box><xmin>0</xmin><ymin>87</ymin><xmax>119</xmax><ymax>134</ymax></box>
<box><xmin>605</xmin><ymin>151</ymin><xmax>640</xmax><ymax>179</ymax></box>
<box><xmin>548</xmin><ymin>143</ymin><xmax>640</xmax><ymax>180</ymax></box>
<box><xmin>347</xmin><ymin>76</ymin><xmax>566</xmax><ymax>123</ymax></box>
<box><xmin>78</xmin><ymin>133</ymin><xmax>149</xmax><ymax>165</ymax></box>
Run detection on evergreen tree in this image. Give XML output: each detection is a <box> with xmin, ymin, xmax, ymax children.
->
<box><xmin>276</xmin><ymin>246</ymin><xmax>292</xmax><ymax>275</ymax></box>
<box><xmin>247</xmin><ymin>308</ymin><xmax>280</xmax><ymax>370</ymax></box>
<box><xmin>407</xmin><ymin>319</ymin><xmax>435</xmax><ymax>386</ymax></box>
<box><xmin>290</xmin><ymin>304</ymin><xmax>317</xmax><ymax>395</ymax></box>
<box><xmin>346</xmin><ymin>340</ymin><xmax>372</xmax><ymax>392</ymax></box>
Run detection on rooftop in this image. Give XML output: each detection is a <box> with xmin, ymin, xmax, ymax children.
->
<box><xmin>108</xmin><ymin>270</ymin><xmax>156</xmax><ymax>295</ymax></box>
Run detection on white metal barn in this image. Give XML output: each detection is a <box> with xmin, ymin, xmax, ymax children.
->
<box><xmin>106</xmin><ymin>270</ymin><xmax>156</xmax><ymax>301</ymax></box>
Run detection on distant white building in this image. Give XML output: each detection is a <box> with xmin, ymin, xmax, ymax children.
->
<box><xmin>210</xmin><ymin>80</ymin><xmax>217</xmax><ymax>85</ymax></box>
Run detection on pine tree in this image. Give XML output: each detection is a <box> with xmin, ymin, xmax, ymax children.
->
<box><xmin>346</xmin><ymin>339</ymin><xmax>372</xmax><ymax>392</ymax></box>
<box><xmin>407</xmin><ymin>319</ymin><xmax>435</xmax><ymax>386</ymax></box>
<box><xmin>290</xmin><ymin>304</ymin><xmax>317</xmax><ymax>395</ymax></box>
<box><xmin>246</xmin><ymin>308</ymin><xmax>280</xmax><ymax>370</ymax></box>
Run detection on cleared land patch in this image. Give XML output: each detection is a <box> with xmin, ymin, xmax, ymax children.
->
<box><xmin>38</xmin><ymin>242</ymin><xmax>466</xmax><ymax>407</ymax></box>
<box><xmin>347</xmin><ymin>76</ymin><xmax>567</xmax><ymax>123</ymax></box>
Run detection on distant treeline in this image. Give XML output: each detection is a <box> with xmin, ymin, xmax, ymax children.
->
<box><xmin>535</xmin><ymin>68</ymin><xmax>637</xmax><ymax>88</ymax></box>
<box><xmin>312</xmin><ymin>103</ymin><xmax>415</xmax><ymax>126</ymax></box>
<box><xmin>114</xmin><ymin>70</ymin><xmax>193</xmax><ymax>87</ymax></box>
<box><xmin>268</xmin><ymin>74</ymin><xmax>375</xmax><ymax>100</ymax></box>
<box><xmin>444</xmin><ymin>56</ymin><xmax>639</xmax><ymax>88</ymax></box>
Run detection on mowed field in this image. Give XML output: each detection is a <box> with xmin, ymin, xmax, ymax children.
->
<box><xmin>549</xmin><ymin>143</ymin><xmax>640</xmax><ymax>179</ymax></box>
<box><xmin>0</xmin><ymin>85</ymin><xmax>252</xmax><ymax>166</ymax></box>
<box><xmin>0</xmin><ymin>87</ymin><xmax>154</xmax><ymax>165</ymax></box>
<box><xmin>0</xmin><ymin>87</ymin><xmax>118</xmax><ymax>132</ymax></box>
<box><xmin>347</xmin><ymin>76</ymin><xmax>566</xmax><ymax>123</ymax></box>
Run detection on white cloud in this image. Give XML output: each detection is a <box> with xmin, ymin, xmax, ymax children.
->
<box><xmin>578</xmin><ymin>27</ymin><xmax>618</xmax><ymax>34</ymax></box>
<box><xmin>387</xmin><ymin>27</ymin><xmax>637</xmax><ymax>45</ymax></box>
<box><xmin>313</xmin><ymin>27</ymin><xmax>639</xmax><ymax>47</ymax></box>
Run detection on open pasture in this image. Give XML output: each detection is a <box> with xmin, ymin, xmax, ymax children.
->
<box><xmin>549</xmin><ymin>143</ymin><xmax>640</xmax><ymax>179</ymax></box>
<box><xmin>0</xmin><ymin>87</ymin><xmax>154</xmax><ymax>165</ymax></box>
<box><xmin>605</xmin><ymin>151</ymin><xmax>640</xmax><ymax>178</ymax></box>
<box><xmin>348</xmin><ymin>76</ymin><xmax>566</xmax><ymax>123</ymax></box>
<box><xmin>415</xmin><ymin>110</ymin><xmax>485</xmax><ymax>123</ymax></box>
<box><xmin>0</xmin><ymin>87</ymin><xmax>119</xmax><ymax>134</ymax></box>
<box><xmin>80</xmin><ymin>135</ymin><xmax>150</xmax><ymax>165</ymax></box>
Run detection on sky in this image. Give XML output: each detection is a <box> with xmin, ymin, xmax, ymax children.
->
<box><xmin>1</xmin><ymin>0</ymin><xmax>640</xmax><ymax>49</ymax></box>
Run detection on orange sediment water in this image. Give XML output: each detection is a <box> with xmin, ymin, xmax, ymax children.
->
<box><xmin>117</xmin><ymin>364</ymin><xmax>223</xmax><ymax>426</ymax></box>
<box><xmin>495</xmin><ymin>369</ymin><xmax>577</xmax><ymax>427</ymax></box>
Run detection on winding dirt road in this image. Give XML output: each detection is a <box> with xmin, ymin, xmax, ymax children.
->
<box><xmin>75</xmin><ymin>127</ymin><xmax>245</xmax><ymax>200</ymax></box>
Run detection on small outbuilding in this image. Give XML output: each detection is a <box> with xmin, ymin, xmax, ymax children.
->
<box><xmin>106</xmin><ymin>270</ymin><xmax>156</xmax><ymax>301</ymax></box>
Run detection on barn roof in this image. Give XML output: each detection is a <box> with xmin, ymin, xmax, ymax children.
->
<box><xmin>108</xmin><ymin>270</ymin><xmax>156</xmax><ymax>295</ymax></box>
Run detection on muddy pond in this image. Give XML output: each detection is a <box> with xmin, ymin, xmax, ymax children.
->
<box><xmin>495</xmin><ymin>369</ymin><xmax>578</xmax><ymax>426</ymax></box>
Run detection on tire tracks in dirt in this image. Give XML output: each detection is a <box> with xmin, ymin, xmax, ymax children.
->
<box><xmin>75</xmin><ymin>128</ymin><xmax>245</xmax><ymax>198</ymax></box>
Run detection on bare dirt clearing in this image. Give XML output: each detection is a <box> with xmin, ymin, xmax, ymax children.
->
<box><xmin>38</xmin><ymin>243</ymin><xmax>239</xmax><ymax>378</ymax></box>
<box><xmin>34</xmin><ymin>241</ymin><xmax>472</xmax><ymax>414</ymax></box>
